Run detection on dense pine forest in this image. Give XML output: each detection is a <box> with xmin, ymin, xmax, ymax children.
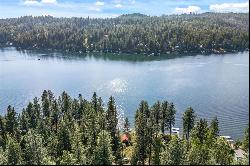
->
<box><xmin>0</xmin><ymin>13</ymin><xmax>249</xmax><ymax>55</ymax></box>
<box><xmin>0</xmin><ymin>90</ymin><xmax>249</xmax><ymax>165</ymax></box>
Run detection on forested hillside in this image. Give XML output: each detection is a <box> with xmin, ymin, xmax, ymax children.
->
<box><xmin>0</xmin><ymin>90</ymin><xmax>249</xmax><ymax>165</ymax></box>
<box><xmin>0</xmin><ymin>13</ymin><xmax>249</xmax><ymax>55</ymax></box>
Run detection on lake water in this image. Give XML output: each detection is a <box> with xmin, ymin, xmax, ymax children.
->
<box><xmin>0</xmin><ymin>47</ymin><xmax>249</xmax><ymax>139</ymax></box>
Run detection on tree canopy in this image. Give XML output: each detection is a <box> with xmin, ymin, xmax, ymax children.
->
<box><xmin>0</xmin><ymin>13</ymin><xmax>248</xmax><ymax>55</ymax></box>
<box><xmin>0</xmin><ymin>90</ymin><xmax>248</xmax><ymax>165</ymax></box>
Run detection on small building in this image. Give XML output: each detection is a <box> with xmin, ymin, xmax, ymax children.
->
<box><xmin>165</xmin><ymin>127</ymin><xmax>180</xmax><ymax>137</ymax></box>
<box><xmin>120</xmin><ymin>133</ymin><xmax>130</xmax><ymax>146</ymax></box>
<box><xmin>234</xmin><ymin>148</ymin><xmax>245</xmax><ymax>161</ymax></box>
<box><xmin>220</xmin><ymin>135</ymin><xmax>246</xmax><ymax>161</ymax></box>
<box><xmin>220</xmin><ymin>136</ymin><xmax>234</xmax><ymax>144</ymax></box>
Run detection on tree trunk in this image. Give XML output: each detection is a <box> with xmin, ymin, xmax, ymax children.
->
<box><xmin>149</xmin><ymin>130</ymin><xmax>152</xmax><ymax>165</ymax></box>
<box><xmin>170</xmin><ymin>122</ymin><xmax>172</xmax><ymax>136</ymax></box>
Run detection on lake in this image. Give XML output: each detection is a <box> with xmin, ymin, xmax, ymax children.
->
<box><xmin>0</xmin><ymin>47</ymin><xmax>249</xmax><ymax>139</ymax></box>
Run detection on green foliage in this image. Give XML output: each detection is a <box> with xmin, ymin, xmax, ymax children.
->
<box><xmin>151</xmin><ymin>101</ymin><xmax>161</xmax><ymax>130</ymax></box>
<box><xmin>0</xmin><ymin>13</ymin><xmax>248</xmax><ymax>54</ymax></box>
<box><xmin>60</xmin><ymin>151</ymin><xmax>77</xmax><ymax>165</ymax></box>
<box><xmin>41</xmin><ymin>90</ymin><xmax>50</xmax><ymax>118</ymax></box>
<box><xmin>160</xmin><ymin>101</ymin><xmax>168</xmax><ymax>134</ymax></box>
<box><xmin>5</xmin><ymin>105</ymin><xmax>18</xmax><ymax>136</ymax></box>
<box><xmin>22</xmin><ymin>130</ymin><xmax>53</xmax><ymax>165</ymax></box>
<box><xmin>57</xmin><ymin>121</ymin><xmax>71</xmax><ymax>157</ymax></box>
<box><xmin>106</xmin><ymin>96</ymin><xmax>118</xmax><ymax>137</ymax></box>
<box><xmin>191</xmin><ymin>118</ymin><xmax>209</xmax><ymax>144</ymax></box>
<box><xmin>71</xmin><ymin>124</ymin><xmax>86</xmax><ymax>165</ymax></box>
<box><xmin>132</xmin><ymin>101</ymin><xmax>149</xmax><ymax>165</ymax></box>
<box><xmin>93</xmin><ymin>130</ymin><xmax>114</xmax><ymax>165</ymax></box>
<box><xmin>151</xmin><ymin>136</ymin><xmax>162</xmax><ymax>165</ymax></box>
<box><xmin>85</xmin><ymin>105</ymin><xmax>99</xmax><ymax>164</ymax></box>
<box><xmin>242</xmin><ymin>124</ymin><xmax>249</xmax><ymax>153</ymax></box>
<box><xmin>5</xmin><ymin>135</ymin><xmax>22</xmax><ymax>165</ymax></box>
<box><xmin>186</xmin><ymin>143</ymin><xmax>211</xmax><ymax>165</ymax></box>
<box><xmin>0</xmin><ymin>90</ymin><xmax>247</xmax><ymax>165</ymax></box>
<box><xmin>165</xmin><ymin>102</ymin><xmax>176</xmax><ymax>136</ymax></box>
<box><xmin>234</xmin><ymin>139</ymin><xmax>242</xmax><ymax>150</ymax></box>
<box><xmin>182</xmin><ymin>107</ymin><xmax>196</xmax><ymax>140</ymax></box>
<box><xmin>0</xmin><ymin>147</ymin><xmax>7</xmax><ymax>165</ymax></box>
<box><xmin>210</xmin><ymin>137</ymin><xmax>234</xmax><ymax>165</ymax></box>
<box><xmin>106</xmin><ymin>96</ymin><xmax>121</xmax><ymax>163</ymax></box>
<box><xmin>160</xmin><ymin>136</ymin><xmax>186</xmax><ymax>165</ymax></box>
<box><xmin>123</xmin><ymin>117</ymin><xmax>130</xmax><ymax>133</ymax></box>
<box><xmin>0</xmin><ymin>115</ymin><xmax>6</xmax><ymax>148</ymax></box>
<box><xmin>210</xmin><ymin>116</ymin><xmax>219</xmax><ymax>138</ymax></box>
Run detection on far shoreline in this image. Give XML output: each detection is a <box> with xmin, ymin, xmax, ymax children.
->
<box><xmin>0</xmin><ymin>46</ymin><xmax>248</xmax><ymax>62</ymax></box>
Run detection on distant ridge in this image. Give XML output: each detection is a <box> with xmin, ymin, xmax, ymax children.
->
<box><xmin>118</xmin><ymin>13</ymin><xmax>150</xmax><ymax>18</ymax></box>
<box><xmin>0</xmin><ymin>13</ymin><xmax>248</xmax><ymax>55</ymax></box>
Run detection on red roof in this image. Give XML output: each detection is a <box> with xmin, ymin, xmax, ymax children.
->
<box><xmin>121</xmin><ymin>133</ymin><xmax>129</xmax><ymax>142</ymax></box>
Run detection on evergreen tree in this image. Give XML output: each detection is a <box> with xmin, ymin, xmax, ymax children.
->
<box><xmin>85</xmin><ymin>105</ymin><xmax>99</xmax><ymax>164</ymax></box>
<box><xmin>25</xmin><ymin>102</ymin><xmax>37</xmax><ymax>129</ymax></box>
<box><xmin>41</xmin><ymin>90</ymin><xmax>50</xmax><ymax>118</ymax></box>
<box><xmin>5</xmin><ymin>105</ymin><xmax>18</xmax><ymax>136</ymax></box>
<box><xmin>76</xmin><ymin>94</ymin><xmax>85</xmax><ymax>122</ymax></box>
<box><xmin>46</xmin><ymin>134</ymin><xmax>60</xmax><ymax>164</ymax></box>
<box><xmin>5</xmin><ymin>135</ymin><xmax>22</xmax><ymax>165</ymax></box>
<box><xmin>106</xmin><ymin>96</ymin><xmax>121</xmax><ymax>163</ymax></box>
<box><xmin>92</xmin><ymin>94</ymin><xmax>105</xmax><ymax>131</ymax></box>
<box><xmin>36</xmin><ymin>116</ymin><xmax>50</xmax><ymax>141</ymax></box>
<box><xmin>186</xmin><ymin>143</ymin><xmax>210</xmax><ymax>165</ymax></box>
<box><xmin>123</xmin><ymin>117</ymin><xmax>130</xmax><ymax>133</ymax></box>
<box><xmin>0</xmin><ymin>90</ymin><xmax>247</xmax><ymax>165</ymax></box>
<box><xmin>71</xmin><ymin>98</ymin><xmax>80</xmax><ymax>121</ymax></box>
<box><xmin>60</xmin><ymin>151</ymin><xmax>77</xmax><ymax>165</ymax></box>
<box><xmin>91</xmin><ymin>92</ymin><xmax>98</xmax><ymax>112</ymax></box>
<box><xmin>210</xmin><ymin>116</ymin><xmax>219</xmax><ymax>138</ymax></box>
<box><xmin>151</xmin><ymin>101</ymin><xmax>161</xmax><ymax>128</ymax></box>
<box><xmin>210</xmin><ymin>137</ymin><xmax>234</xmax><ymax>165</ymax></box>
<box><xmin>0</xmin><ymin>115</ymin><xmax>6</xmax><ymax>148</ymax></box>
<box><xmin>166</xmin><ymin>102</ymin><xmax>176</xmax><ymax>136</ymax></box>
<box><xmin>0</xmin><ymin>14</ymin><xmax>248</xmax><ymax>55</ymax></box>
<box><xmin>183</xmin><ymin>107</ymin><xmax>196</xmax><ymax>140</ymax></box>
<box><xmin>22</xmin><ymin>130</ymin><xmax>53</xmax><ymax>165</ymax></box>
<box><xmin>160</xmin><ymin>101</ymin><xmax>168</xmax><ymax>134</ymax></box>
<box><xmin>60</xmin><ymin>91</ymin><xmax>71</xmax><ymax>114</ymax></box>
<box><xmin>113</xmin><ymin>133</ymin><xmax>123</xmax><ymax>165</ymax></box>
<box><xmin>242</xmin><ymin>124</ymin><xmax>249</xmax><ymax>153</ymax></box>
<box><xmin>93</xmin><ymin>130</ymin><xmax>113</xmax><ymax>165</ymax></box>
<box><xmin>19</xmin><ymin>110</ymin><xmax>28</xmax><ymax>136</ymax></box>
<box><xmin>57</xmin><ymin>121</ymin><xmax>71</xmax><ymax>157</ymax></box>
<box><xmin>0</xmin><ymin>147</ymin><xmax>7</xmax><ymax>164</ymax></box>
<box><xmin>131</xmin><ymin>101</ymin><xmax>149</xmax><ymax>165</ymax></box>
<box><xmin>151</xmin><ymin>136</ymin><xmax>162</xmax><ymax>165</ymax></box>
<box><xmin>160</xmin><ymin>136</ymin><xmax>186</xmax><ymax>165</ymax></box>
<box><xmin>32</xmin><ymin>97</ymin><xmax>41</xmax><ymax>127</ymax></box>
<box><xmin>50</xmin><ymin>99</ymin><xmax>60</xmax><ymax>133</ymax></box>
<box><xmin>106</xmin><ymin>96</ymin><xmax>118</xmax><ymax>137</ymax></box>
<box><xmin>191</xmin><ymin>119</ymin><xmax>209</xmax><ymax>144</ymax></box>
<box><xmin>71</xmin><ymin>124</ymin><xmax>86</xmax><ymax>165</ymax></box>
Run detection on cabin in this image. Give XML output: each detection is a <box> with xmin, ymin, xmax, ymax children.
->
<box><xmin>165</xmin><ymin>127</ymin><xmax>180</xmax><ymax>137</ymax></box>
<box><xmin>234</xmin><ymin>148</ymin><xmax>245</xmax><ymax>161</ymax></box>
<box><xmin>220</xmin><ymin>136</ymin><xmax>234</xmax><ymax>144</ymax></box>
<box><xmin>220</xmin><ymin>135</ymin><xmax>246</xmax><ymax>161</ymax></box>
<box><xmin>120</xmin><ymin>133</ymin><xmax>130</xmax><ymax>146</ymax></box>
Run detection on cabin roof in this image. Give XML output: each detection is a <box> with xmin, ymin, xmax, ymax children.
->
<box><xmin>120</xmin><ymin>133</ymin><xmax>129</xmax><ymax>142</ymax></box>
<box><xmin>235</xmin><ymin>149</ymin><xmax>245</xmax><ymax>158</ymax></box>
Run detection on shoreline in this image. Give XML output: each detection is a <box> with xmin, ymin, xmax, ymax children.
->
<box><xmin>1</xmin><ymin>45</ymin><xmax>248</xmax><ymax>59</ymax></box>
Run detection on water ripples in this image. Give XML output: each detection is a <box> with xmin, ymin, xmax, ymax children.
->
<box><xmin>0</xmin><ymin>49</ymin><xmax>248</xmax><ymax>140</ymax></box>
